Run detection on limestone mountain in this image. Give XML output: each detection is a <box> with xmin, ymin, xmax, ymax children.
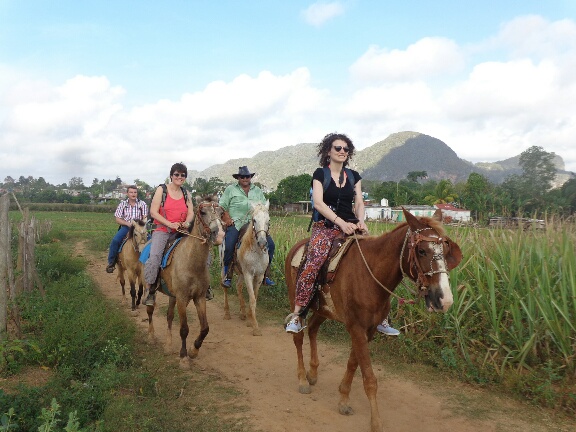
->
<box><xmin>190</xmin><ymin>131</ymin><xmax>570</xmax><ymax>190</ymax></box>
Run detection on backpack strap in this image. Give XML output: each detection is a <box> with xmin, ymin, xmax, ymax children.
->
<box><xmin>322</xmin><ymin>166</ymin><xmax>331</xmax><ymax>192</ymax></box>
<box><xmin>159</xmin><ymin>184</ymin><xmax>189</xmax><ymax>209</ymax></box>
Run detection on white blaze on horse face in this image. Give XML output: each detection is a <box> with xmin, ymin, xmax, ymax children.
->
<box><xmin>214</xmin><ymin>220</ymin><xmax>225</xmax><ymax>245</ymax></box>
<box><xmin>425</xmin><ymin>236</ymin><xmax>453</xmax><ymax>312</ymax></box>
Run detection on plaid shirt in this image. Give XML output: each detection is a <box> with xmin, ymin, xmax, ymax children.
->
<box><xmin>114</xmin><ymin>199</ymin><xmax>148</xmax><ymax>222</ymax></box>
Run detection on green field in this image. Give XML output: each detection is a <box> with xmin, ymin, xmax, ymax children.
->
<box><xmin>2</xmin><ymin>210</ymin><xmax>575</xmax><ymax>430</ymax></box>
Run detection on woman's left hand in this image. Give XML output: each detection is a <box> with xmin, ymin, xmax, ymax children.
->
<box><xmin>356</xmin><ymin>221</ymin><xmax>369</xmax><ymax>235</ymax></box>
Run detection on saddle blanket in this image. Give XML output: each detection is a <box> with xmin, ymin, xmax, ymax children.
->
<box><xmin>139</xmin><ymin>238</ymin><xmax>183</xmax><ymax>268</ymax></box>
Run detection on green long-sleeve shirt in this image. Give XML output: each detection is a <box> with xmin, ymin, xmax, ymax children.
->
<box><xmin>219</xmin><ymin>183</ymin><xmax>266</xmax><ymax>230</ymax></box>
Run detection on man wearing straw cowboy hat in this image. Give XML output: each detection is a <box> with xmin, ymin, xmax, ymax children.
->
<box><xmin>219</xmin><ymin>166</ymin><xmax>276</xmax><ymax>287</ymax></box>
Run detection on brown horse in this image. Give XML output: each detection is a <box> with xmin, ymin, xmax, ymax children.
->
<box><xmin>284</xmin><ymin>208</ymin><xmax>462</xmax><ymax>432</ymax></box>
<box><xmin>222</xmin><ymin>201</ymin><xmax>270</xmax><ymax>336</ymax></box>
<box><xmin>146</xmin><ymin>195</ymin><xmax>225</xmax><ymax>368</ymax></box>
<box><xmin>116</xmin><ymin>219</ymin><xmax>148</xmax><ymax>312</ymax></box>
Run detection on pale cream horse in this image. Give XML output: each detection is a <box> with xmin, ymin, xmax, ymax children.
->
<box><xmin>223</xmin><ymin>201</ymin><xmax>270</xmax><ymax>336</ymax></box>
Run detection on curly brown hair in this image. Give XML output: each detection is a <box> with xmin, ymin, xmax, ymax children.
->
<box><xmin>316</xmin><ymin>133</ymin><xmax>355</xmax><ymax>167</ymax></box>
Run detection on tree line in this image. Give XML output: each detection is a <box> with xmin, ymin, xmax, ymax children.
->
<box><xmin>3</xmin><ymin>146</ymin><xmax>575</xmax><ymax>221</ymax></box>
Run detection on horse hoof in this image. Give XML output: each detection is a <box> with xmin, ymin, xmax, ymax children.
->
<box><xmin>306</xmin><ymin>372</ymin><xmax>317</xmax><ymax>386</ymax></box>
<box><xmin>252</xmin><ymin>328</ymin><xmax>262</xmax><ymax>336</ymax></box>
<box><xmin>224</xmin><ymin>313</ymin><xmax>231</xmax><ymax>320</ymax></box>
<box><xmin>188</xmin><ymin>348</ymin><xmax>199</xmax><ymax>359</ymax></box>
<box><xmin>240</xmin><ymin>314</ymin><xmax>246</xmax><ymax>321</ymax></box>
<box><xmin>298</xmin><ymin>385</ymin><xmax>311</xmax><ymax>394</ymax></box>
<box><xmin>338</xmin><ymin>405</ymin><xmax>354</xmax><ymax>416</ymax></box>
<box><xmin>246</xmin><ymin>321</ymin><xmax>252</xmax><ymax>327</ymax></box>
<box><xmin>179</xmin><ymin>357</ymin><xmax>190</xmax><ymax>370</ymax></box>
<box><xmin>130</xmin><ymin>310</ymin><xmax>138</xmax><ymax>317</ymax></box>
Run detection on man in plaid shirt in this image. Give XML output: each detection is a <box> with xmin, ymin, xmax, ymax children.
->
<box><xmin>106</xmin><ymin>185</ymin><xmax>148</xmax><ymax>273</ymax></box>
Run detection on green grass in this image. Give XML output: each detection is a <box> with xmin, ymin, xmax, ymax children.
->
<box><xmin>2</xmin><ymin>211</ymin><xmax>250</xmax><ymax>431</ymax></box>
<box><xmin>5</xmin><ymin>210</ymin><xmax>576</xmax><ymax>419</ymax></box>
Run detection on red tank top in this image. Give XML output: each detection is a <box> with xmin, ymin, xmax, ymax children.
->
<box><xmin>154</xmin><ymin>193</ymin><xmax>187</xmax><ymax>233</ymax></box>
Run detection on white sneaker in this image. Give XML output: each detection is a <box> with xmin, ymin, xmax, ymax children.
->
<box><xmin>285</xmin><ymin>316</ymin><xmax>306</xmax><ymax>333</ymax></box>
<box><xmin>377</xmin><ymin>319</ymin><xmax>400</xmax><ymax>336</ymax></box>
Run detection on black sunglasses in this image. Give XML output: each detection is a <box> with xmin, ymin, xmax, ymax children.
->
<box><xmin>172</xmin><ymin>172</ymin><xmax>187</xmax><ymax>178</ymax></box>
<box><xmin>238</xmin><ymin>175</ymin><xmax>252</xmax><ymax>179</ymax></box>
<box><xmin>333</xmin><ymin>145</ymin><xmax>350</xmax><ymax>153</ymax></box>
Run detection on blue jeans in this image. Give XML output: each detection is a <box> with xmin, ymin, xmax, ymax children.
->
<box><xmin>108</xmin><ymin>225</ymin><xmax>130</xmax><ymax>266</ymax></box>
<box><xmin>223</xmin><ymin>225</ymin><xmax>275</xmax><ymax>270</ymax></box>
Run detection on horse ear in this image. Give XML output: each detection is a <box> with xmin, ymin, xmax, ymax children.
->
<box><xmin>265</xmin><ymin>200</ymin><xmax>270</xmax><ymax>210</ymax></box>
<box><xmin>445</xmin><ymin>237</ymin><xmax>463</xmax><ymax>270</ymax></box>
<box><xmin>433</xmin><ymin>209</ymin><xmax>442</xmax><ymax>222</ymax></box>
<box><xmin>403</xmin><ymin>207</ymin><xmax>418</xmax><ymax>227</ymax></box>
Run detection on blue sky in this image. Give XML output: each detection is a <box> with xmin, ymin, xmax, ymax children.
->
<box><xmin>1</xmin><ymin>1</ymin><xmax>575</xmax><ymax>186</ymax></box>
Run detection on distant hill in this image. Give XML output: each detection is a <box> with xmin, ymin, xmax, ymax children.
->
<box><xmin>190</xmin><ymin>131</ymin><xmax>572</xmax><ymax>190</ymax></box>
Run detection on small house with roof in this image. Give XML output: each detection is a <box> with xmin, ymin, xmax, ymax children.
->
<box><xmin>434</xmin><ymin>203</ymin><xmax>471</xmax><ymax>222</ymax></box>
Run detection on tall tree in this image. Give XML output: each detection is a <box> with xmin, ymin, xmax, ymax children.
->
<box><xmin>424</xmin><ymin>179</ymin><xmax>458</xmax><ymax>205</ymax></box>
<box><xmin>269</xmin><ymin>174</ymin><xmax>312</xmax><ymax>205</ymax></box>
<box><xmin>68</xmin><ymin>177</ymin><xmax>85</xmax><ymax>189</ymax></box>
<box><xmin>406</xmin><ymin>171</ymin><xmax>428</xmax><ymax>183</ymax></box>
<box><xmin>518</xmin><ymin>146</ymin><xmax>556</xmax><ymax>212</ymax></box>
<box><xmin>462</xmin><ymin>173</ymin><xmax>492</xmax><ymax>222</ymax></box>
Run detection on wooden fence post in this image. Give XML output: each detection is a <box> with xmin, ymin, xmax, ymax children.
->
<box><xmin>0</xmin><ymin>194</ymin><xmax>10</xmax><ymax>339</ymax></box>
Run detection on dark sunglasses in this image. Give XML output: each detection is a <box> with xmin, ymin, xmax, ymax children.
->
<box><xmin>172</xmin><ymin>172</ymin><xmax>187</xmax><ymax>178</ymax></box>
<box><xmin>333</xmin><ymin>145</ymin><xmax>350</xmax><ymax>153</ymax></box>
<box><xmin>238</xmin><ymin>175</ymin><xmax>252</xmax><ymax>179</ymax></box>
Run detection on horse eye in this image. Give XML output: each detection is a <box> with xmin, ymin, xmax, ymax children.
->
<box><xmin>418</xmin><ymin>248</ymin><xmax>427</xmax><ymax>257</ymax></box>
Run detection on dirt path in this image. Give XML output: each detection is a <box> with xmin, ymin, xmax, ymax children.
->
<box><xmin>85</xmin><ymin>245</ymin><xmax>572</xmax><ymax>432</ymax></box>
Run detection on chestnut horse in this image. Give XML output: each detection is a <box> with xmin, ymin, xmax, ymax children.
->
<box><xmin>222</xmin><ymin>201</ymin><xmax>270</xmax><ymax>336</ymax></box>
<box><xmin>146</xmin><ymin>195</ymin><xmax>224</xmax><ymax>368</ymax></box>
<box><xmin>285</xmin><ymin>208</ymin><xmax>462</xmax><ymax>432</ymax></box>
<box><xmin>116</xmin><ymin>219</ymin><xmax>148</xmax><ymax>311</ymax></box>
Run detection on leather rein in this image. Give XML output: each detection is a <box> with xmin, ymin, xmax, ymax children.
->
<box><xmin>352</xmin><ymin>224</ymin><xmax>449</xmax><ymax>302</ymax></box>
<box><xmin>176</xmin><ymin>202</ymin><xmax>223</xmax><ymax>243</ymax></box>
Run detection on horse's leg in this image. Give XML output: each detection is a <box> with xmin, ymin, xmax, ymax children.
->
<box><xmin>126</xmin><ymin>268</ymin><xmax>137</xmax><ymax>311</ymax></box>
<box><xmin>237</xmin><ymin>277</ymin><xmax>246</xmax><ymax>320</ymax></box>
<box><xmin>344</xmin><ymin>325</ymin><xmax>383</xmax><ymax>432</ymax></box>
<box><xmin>146</xmin><ymin>302</ymin><xmax>155</xmax><ymax>341</ymax></box>
<box><xmin>189</xmin><ymin>297</ymin><xmax>209</xmax><ymax>360</ymax></box>
<box><xmin>245</xmin><ymin>274</ymin><xmax>261</xmax><ymax>336</ymax></box>
<box><xmin>136</xmin><ymin>275</ymin><xmax>143</xmax><ymax>306</ymax></box>
<box><xmin>306</xmin><ymin>313</ymin><xmax>326</xmax><ymax>386</ymax></box>
<box><xmin>176</xmin><ymin>299</ymin><xmax>191</xmax><ymax>369</ymax></box>
<box><xmin>118</xmin><ymin>265</ymin><xmax>126</xmax><ymax>302</ymax></box>
<box><xmin>223</xmin><ymin>286</ymin><xmax>231</xmax><ymax>320</ymax></box>
<box><xmin>165</xmin><ymin>296</ymin><xmax>176</xmax><ymax>353</ymax></box>
<box><xmin>292</xmin><ymin>330</ymin><xmax>310</xmax><ymax>394</ymax></box>
<box><xmin>338</xmin><ymin>347</ymin><xmax>358</xmax><ymax>416</ymax></box>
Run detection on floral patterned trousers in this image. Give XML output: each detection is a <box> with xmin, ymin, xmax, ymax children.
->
<box><xmin>295</xmin><ymin>221</ymin><xmax>341</xmax><ymax>307</ymax></box>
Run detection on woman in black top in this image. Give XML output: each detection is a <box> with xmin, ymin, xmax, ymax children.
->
<box><xmin>285</xmin><ymin>133</ymin><xmax>367</xmax><ymax>333</ymax></box>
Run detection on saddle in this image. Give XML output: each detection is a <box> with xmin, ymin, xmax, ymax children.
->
<box><xmin>291</xmin><ymin>233</ymin><xmax>366</xmax><ymax>315</ymax></box>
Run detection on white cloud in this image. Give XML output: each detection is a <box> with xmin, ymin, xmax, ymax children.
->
<box><xmin>2</xmin><ymin>15</ymin><xmax>576</xmax><ymax>188</ymax></box>
<box><xmin>0</xmin><ymin>68</ymin><xmax>334</xmax><ymax>185</ymax></box>
<box><xmin>349</xmin><ymin>37</ymin><xmax>465</xmax><ymax>83</ymax></box>
<box><xmin>301</xmin><ymin>2</ymin><xmax>345</xmax><ymax>27</ymax></box>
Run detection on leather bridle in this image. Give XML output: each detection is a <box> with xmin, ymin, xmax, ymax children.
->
<box><xmin>400</xmin><ymin>227</ymin><xmax>449</xmax><ymax>297</ymax></box>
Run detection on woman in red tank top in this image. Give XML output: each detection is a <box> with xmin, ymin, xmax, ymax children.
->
<box><xmin>143</xmin><ymin>162</ymin><xmax>194</xmax><ymax>306</ymax></box>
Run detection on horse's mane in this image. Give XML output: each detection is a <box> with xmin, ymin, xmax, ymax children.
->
<box><xmin>127</xmin><ymin>219</ymin><xmax>146</xmax><ymax>238</ymax></box>
<box><xmin>388</xmin><ymin>215</ymin><xmax>446</xmax><ymax>236</ymax></box>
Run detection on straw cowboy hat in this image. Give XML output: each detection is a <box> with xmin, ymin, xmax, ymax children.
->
<box><xmin>232</xmin><ymin>166</ymin><xmax>256</xmax><ymax>179</ymax></box>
